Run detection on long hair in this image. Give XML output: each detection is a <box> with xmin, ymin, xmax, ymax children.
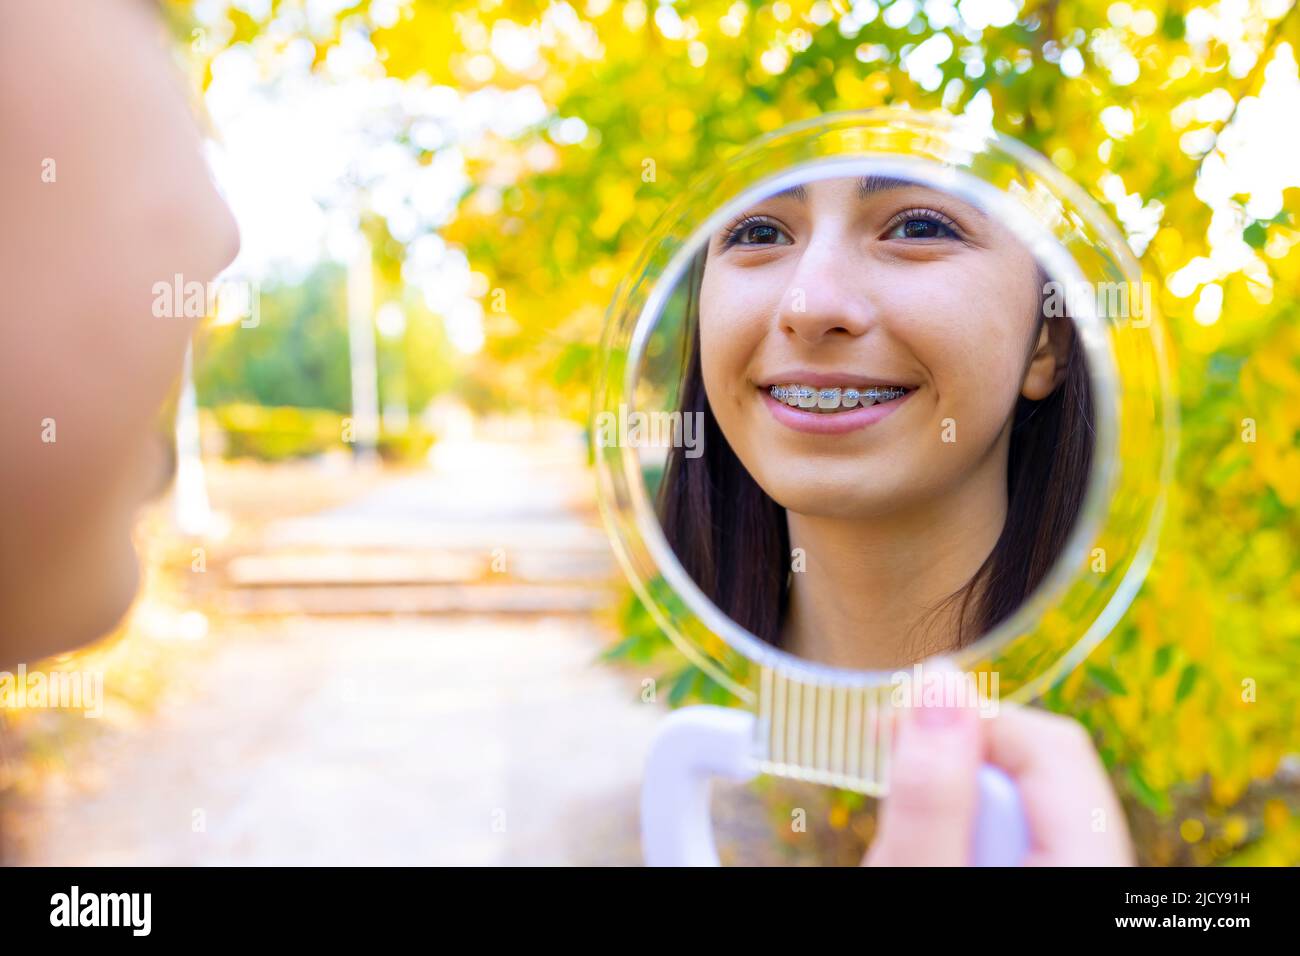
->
<box><xmin>657</xmin><ymin>248</ymin><xmax>1094</xmax><ymax>652</ymax></box>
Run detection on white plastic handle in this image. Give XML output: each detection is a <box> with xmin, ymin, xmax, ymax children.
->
<box><xmin>640</xmin><ymin>706</ymin><xmax>759</xmax><ymax>867</ymax></box>
<box><xmin>641</xmin><ymin>705</ymin><xmax>1029</xmax><ymax>866</ymax></box>
<box><xmin>972</xmin><ymin>763</ymin><xmax>1031</xmax><ymax>866</ymax></box>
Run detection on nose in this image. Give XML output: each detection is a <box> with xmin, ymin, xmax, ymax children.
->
<box><xmin>776</xmin><ymin>235</ymin><xmax>879</xmax><ymax>344</ymax></box>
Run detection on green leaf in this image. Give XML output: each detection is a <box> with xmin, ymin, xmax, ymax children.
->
<box><xmin>1153</xmin><ymin>644</ymin><xmax>1175</xmax><ymax>677</ymax></box>
<box><xmin>1042</xmin><ymin>678</ymin><xmax>1064</xmax><ymax>711</ymax></box>
<box><xmin>600</xmin><ymin>631</ymin><xmax>653</xmax><ymax>663</ymax></box>
<box><xmin>1127</xmin><ymin>766</ymin><xmax>1170</xmax><ymax>814</ymax></box>
<box><xmin>1087</xmin><ymin>664</ymin><xmax>1129</xmax><ymax>696</ymax></box>
<box><xmin>1205</xmin><ymin>454</ymin><xmax>1249</xmax><ymax>488</ymax></box>
<box><xmin>1176</xmin><ymin>664</ymin><xmax>1201</xmax><ymax>702</ymax></box>
<box><xmin>1243</xmin><ymin>221</ymin><xmax>1268</xmax><ymax>249</ymax></box>
<box><xmin>666</xmin><ymin>666</ymin><xmax>702</xmax><ymax>708</ymax></box>
<box><xmin>553</xmin><ymin>342</ymin><xmax>593</xmax><ymax>386</ymax></box>
<box><xmin>1115</xmin><ymin>625</ymin><xmax>1139</xmax><ymax>654</ymax></box>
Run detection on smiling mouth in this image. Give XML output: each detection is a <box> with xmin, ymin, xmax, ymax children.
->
<box><xmin>767</xmin><ymin>384</ymin><xmax>912</xmax><ymax>413</ymax></box>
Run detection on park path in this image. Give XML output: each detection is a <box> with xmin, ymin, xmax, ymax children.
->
<box><xmin>7</xmin><ymin>421</ymin><xmax>663</xmax><ymax>865</ymax></box>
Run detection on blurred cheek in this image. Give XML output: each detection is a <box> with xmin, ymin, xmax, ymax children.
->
<box><xmin>69</xmin><ymin>431</ymin><xmax>172</xmax><ymax>637</ymax></box>
<box><xmin>139</xmin><ymin>430</ymin><xmax>178</xmax><ymax>503</ymax></box>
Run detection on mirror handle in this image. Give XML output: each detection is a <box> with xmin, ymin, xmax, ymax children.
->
<box><xmin>641</xmin><ymin>705</ymin><xmax>1029</xmax><ymax>866</ymax></box>
<box><xmin>972</xmin><ymin>764</ymin><xmax>1031</xmax><ymax>866</ymax></box>
<box><xmin>640</xmin><ymin>706</ymin><xmax>759</xmax><ymax>867</ymax></box>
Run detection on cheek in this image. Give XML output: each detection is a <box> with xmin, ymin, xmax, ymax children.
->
<box><xmin>698</xmin><ymin>267</ymin><xmax>771</xmax><ymax>407</ymax></box>
<box><xmin>884</xmin><ymin>264</ymin><xmax>1035</xmax><ymax>428</ymax></box>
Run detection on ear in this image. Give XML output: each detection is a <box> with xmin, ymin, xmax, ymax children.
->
<box><xmin>1021</xmin><ymin>316</ymin><xmax>1073</xmax><ymax>401</ymax></box>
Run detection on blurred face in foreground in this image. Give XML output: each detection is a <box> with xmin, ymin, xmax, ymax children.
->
<box><xmin>0</xmin><ymin>0</ymin><xmax>239</xmax><ymax>666</ymax></box>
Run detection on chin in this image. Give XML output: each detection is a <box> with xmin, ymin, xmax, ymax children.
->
<box><xmin>1</xmin><ymin>533</ymin><xmax>143</xmax><ymax>668</ymax></box>
<box><xmin>96</xmin><ymin>542</ymin><xmax>144</xmax><ymax>633</ymax></box>
<box><xmin>758</xmin><ymin>469</ymin><xmax>906</xmax><ymax>520</ymax></box>
<box><xmin>778</xmin><ymin>492</ymin><xmax>898</xmax><ymax>521</ymax></box>
<box><xmin>84</xmin><ymin>533</ymin><xmax>145</xmax><ymax>638</ymax></box>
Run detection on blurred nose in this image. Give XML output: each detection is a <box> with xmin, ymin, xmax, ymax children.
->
<box><xmin>776</xmin><ymin>234</ymin><xmax>879</xmax><ymax>344</ymax></box>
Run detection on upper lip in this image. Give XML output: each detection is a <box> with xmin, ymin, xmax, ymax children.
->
<box><xmin>756</xmin><ymin>370</ymin><xmax>917</xmax><ymax>389</ymax></box>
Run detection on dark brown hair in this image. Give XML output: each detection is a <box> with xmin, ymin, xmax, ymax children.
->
<box><xmin>657</xmin><ymin>249</ymin><xmax>1094</xmax><ymax>653</ymax></box>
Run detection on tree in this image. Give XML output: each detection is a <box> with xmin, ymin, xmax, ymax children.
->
<box><xmin>174</xmin><ymin>0</ymin><xmax>1300</xmax><ymax>863</ymax></box>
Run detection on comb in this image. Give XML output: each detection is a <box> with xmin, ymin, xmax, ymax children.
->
<box><xmin>754</xmin><ymin>665</ymin><xmax>895</xmax><ymax>795</ymax></box>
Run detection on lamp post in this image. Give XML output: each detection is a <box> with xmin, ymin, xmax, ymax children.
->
<box><xmin>346</xmin><ymin>229</ymin><xmax>381</xmax><ymax>464</ymax></box>
<box><xmin>172</xmin><ymin>341</ymin><xmax>213</xmax><ymax>535</ymax></box>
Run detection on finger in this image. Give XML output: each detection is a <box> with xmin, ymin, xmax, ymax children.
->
<box><xmin>866</xmin><ymin>665</ymin><xmax>983</xmax><ymax>866</ymax></box>
<box><xmin>984</xmin><ymin>704</ymin><xmax>1135</xmax><ymax>866</ymax></box>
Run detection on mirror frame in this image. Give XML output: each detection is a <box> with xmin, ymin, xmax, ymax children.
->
<box><xmin>593</xmin><ymin>109</ymin><xmax>1177</xmax><ymax>704</ymax></box>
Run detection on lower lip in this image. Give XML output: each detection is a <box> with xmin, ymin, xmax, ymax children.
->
<box><xmin>760</xmin><ymin>388</ymin><xmax>915</xmax><ymax>435</ymax></box>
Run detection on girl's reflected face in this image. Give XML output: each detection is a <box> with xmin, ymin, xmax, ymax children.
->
<box><xmin>698</xmin><ymin>175</ymin><xmax>1056</xmax><ymax>518</ymax></box>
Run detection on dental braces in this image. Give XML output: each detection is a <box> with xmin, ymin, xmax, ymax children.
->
<box><xmin>770</xmin><ymin>384</ymin><xmax>908</xmax><ymax>408</ymax></box>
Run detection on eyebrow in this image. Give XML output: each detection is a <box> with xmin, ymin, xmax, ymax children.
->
<box><xmin>769</xmin><ymin>175</ymin><xmax>989</xmax><ymax>219</ymax></box>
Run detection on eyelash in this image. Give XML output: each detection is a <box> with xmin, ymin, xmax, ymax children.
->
<box><xmin>882</xmin><ymin>207</ymin><xmax>964</xmax><ymax>241</ymax></box>
<box><xmin>719</xmin><ymin>208</ymin><xmax>965</xmax><ymax>248</ymax></box>
<box><xmin>720</xmin><ymin>215</ymin><xmax>788</xmax><ymax>249</ymax></box>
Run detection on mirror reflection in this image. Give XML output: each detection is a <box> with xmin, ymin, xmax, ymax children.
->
<box><xmin>647</xmin><ymin>172</ymin><xmax>1096</xmax><ymax>670</ymax></box>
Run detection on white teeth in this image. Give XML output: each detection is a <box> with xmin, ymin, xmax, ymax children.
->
<box><xmin>768</xmin><ymin>383</ymin><xmax>908</xmax><ymax>411</ymax></box>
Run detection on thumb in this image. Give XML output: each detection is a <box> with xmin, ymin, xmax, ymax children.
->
<box><xmin>864</xmin><ymin>662</ymin><xmax>983</xmax><ymax>866</ymax></box>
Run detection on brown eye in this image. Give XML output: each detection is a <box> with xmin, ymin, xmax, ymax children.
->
<box><xmin>885</xmin><ymin>209</ymin><xmax>961</xmax><ymax>241</ymax></box>
<box><xmin>722</xmin><ymin>216</ymin><xmax>793</xmax><ymax>248</ymax></box>
<box><xmin>903</xmin><ymin>219</ymin><xmax>946</xmax><ymax>238</ymax></box>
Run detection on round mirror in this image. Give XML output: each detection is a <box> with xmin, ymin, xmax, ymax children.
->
<box><xmin>594</xmin><ymin>111</ymin><xmax>1176</xmax><ymax>781</ymax></box>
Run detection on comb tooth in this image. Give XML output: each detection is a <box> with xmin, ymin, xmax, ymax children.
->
<box><xmin>862</xmin><ymin>688</ymin><xmax>878</xmax><ymax>782</ymax></box>
<box><xmin>846</xmin><ymin>688</ymin><xmax>863</xmax><ymax>780</ymax></box>
<box><xmin>753</xmin><ymin>667</ymin><xmax>892</xmax><ymax>795</ymax></box>
<box><xmin>830</xmin><ymin>685</ymin><xmax>847</xmax><ymax>780</ymax></box>
<box><xmin>786</xmin><ymin>678</ymin><xmax>801</xmax><ymax>773</ymax></box>
<box><xmin>815</xmin><ymin>681</ymin><xmax>832</xmax><ymax>773</ymax></box>
<box><xmin>875</xmin><ymin>692</ymin><xmax>894</xmax><ymax>787</ymax></box>
<box><xmin>801</xmin><ymin>678</ymin><xmax>817</xmax><ymax>775</ymax></box>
